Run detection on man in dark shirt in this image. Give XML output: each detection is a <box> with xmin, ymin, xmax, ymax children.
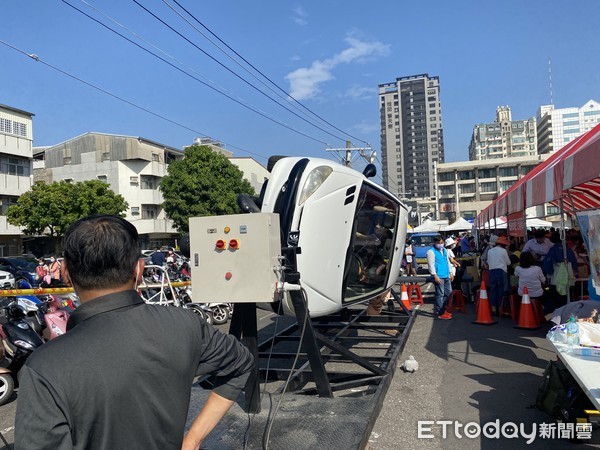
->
<box><xmin>15</xmin><ymin>215</ymin><xmax>254</xmax><ymax>449</ymax></box>
<box><xmin>150</xmin><ymin>247</ymin><xmax>166</xmax><ymax>266</ymax></box>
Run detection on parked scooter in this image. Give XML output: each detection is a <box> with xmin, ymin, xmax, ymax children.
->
<box><xmin>40</xmin><ymin>295</ymin><xmax>70</xmax><ymax>340</ymax></box>
<box><xmin>0</xmin><ymin>299</ymin><xmax>45</xmax><ymax>405</ymax></box>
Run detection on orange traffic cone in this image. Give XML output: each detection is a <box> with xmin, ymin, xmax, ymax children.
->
<box><xmin>514</xmin><ymin>286</ymin><xmax>540</xmax><ymax>330</ymax></box>
<box><xmin>400</xmin><ymin>284</ymin><xmax>412</xmax><ymax>311</ymax></box>
<box><xmin>473</xmin><ymin>280</ymin><xmax>497</xmax><ymax>325</ymax></box>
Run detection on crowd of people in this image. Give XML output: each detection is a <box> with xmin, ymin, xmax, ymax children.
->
<box><xmin>409</xmin><ymin>227</ymin><xmax>594</xmax><ymax>320</ymax></box>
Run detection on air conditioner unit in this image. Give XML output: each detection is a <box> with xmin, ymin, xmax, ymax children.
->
<box><xmin>130</xmin><ymin>176</ymin><xmax>139</xmax><ymax>184</ymax></box>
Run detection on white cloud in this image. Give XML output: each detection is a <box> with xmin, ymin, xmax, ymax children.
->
<box><xmin>292</xmin><ymin>6</ymin><xmax>308</xmax><ymax>26</ymax></box>
<box><xmin>290</xmin><ymin>55</ymin><xmax>301</xmax><ymax>62</ymax></box>
<box><xmin>343</xmin><ymin>84</ymin><xmax>377</xmax><ymax>100</ymax></box>
<box><xmin>354</xmin><ymin>121</ymin><xmax>380</xmax><ymax>134</ymax></box>
<box><xmin>286</xmin><ymin>36</ymin><xmax>390</xmax><ymax>100</ymax></box>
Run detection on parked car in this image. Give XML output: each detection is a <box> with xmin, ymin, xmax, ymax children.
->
<box><xmin>0</xmin><ymin>269</ymin><xmax>15</xmax><ymax>289</ymax></box>
<box><xmin>0</xmin><ymin>257</ymin><xmax>40</xmax><ymax>287</ymax></box>
<box><xmin>408</xmin><ymin>233</ymin><xmax>439</xmax><ymax>273</ymax></box>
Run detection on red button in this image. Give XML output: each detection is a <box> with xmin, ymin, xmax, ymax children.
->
<box><xmin>215</xmin><ymin>239</ymin><xmax>226</xmax><ymax>249</ymax></box>
<box><xmin>229</xmin><ymin>239</ymin><xmax>239</xmax><ymax>249</ymax></box>
<box><xmin>225</xmin><ymin>272</ymin><xmax>232</xmax><ymax>280</ymax></box>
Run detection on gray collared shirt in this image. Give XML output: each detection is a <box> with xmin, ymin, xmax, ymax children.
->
<box><xmin>15</xmin><ymin>290</ymin><xmax>253</xmax><ymax>449</ymax></box>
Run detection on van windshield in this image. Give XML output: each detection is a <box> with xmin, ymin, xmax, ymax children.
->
<box><xmin>343</xmin><ymin>184</ymin><xmax>399</xmax><ymax>303</ymax></box>
<box><xmin>411</xmin><ymin>235</ymin><xmax>437</xmax><ymax>247</ymax></box>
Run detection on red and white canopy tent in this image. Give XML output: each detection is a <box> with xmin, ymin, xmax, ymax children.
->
<box><xmin>475</xmin><ymin>123</ymin><xmax>600</xmax><ymax>229</ymax></box>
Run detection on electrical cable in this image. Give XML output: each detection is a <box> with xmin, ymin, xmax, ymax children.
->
<box><xmin>242</xmin><ymin>273</ymin><xmax>285</xmax><ymax>450</ymax></box>
<box><xmin>130</xmin><ymin>0</ymin><xmax>348</xmax><ymax>145</ymax></box>
<box><xmin>263</xmin><ymin>287</ymin><xmax>310</xmax><ymax>450</ymax></box>
<box><xmin>0</xmin><ymin>38</ymin><xmax>267</xmax><ymax>161</ymax></box>
<box><xmin>164</xmin><ymin>0</ymin><xmax>370</xmax><ymax>146</ymax></box>
<box><xmin>59</xmin><ymin>0</ymin><xmax>330</xmax><ymax>147</ymax></box>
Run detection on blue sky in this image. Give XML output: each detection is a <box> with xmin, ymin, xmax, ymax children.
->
<box><xmin>2</xmin><ymin>0</ymin><xmax>599</xmax><ymax>183</ymax></box>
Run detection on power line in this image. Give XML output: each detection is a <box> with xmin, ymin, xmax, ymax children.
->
<box><xmin>60</xmin><ymin>0</ymin><xmax>330</xmax><ymax>147</ymax></box>
<box><xmin>164</xmin><ymin>0</ymin><xmax>370</xmax><ymax>146</ymax></box>
<box><xmin>0</xmin><ymin>38</ymin><xmax>268</xmax><ymax>161</ymax></box>
<box><xmin>130</xmin><ymin>0</ymin><xmax>350</xmax><ymax>145</ymax></box>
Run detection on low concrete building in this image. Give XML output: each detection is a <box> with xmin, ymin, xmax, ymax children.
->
<box><xmin>437</xmin><ymin>155</ymin><xmax>551</xmax><ymax>223</ymax></box>
<box><xmin>33</xmin><ymin>132</ymin><xmax>183</xmax><ymax>248</ymax></box>
<box><xmin>0</xmin><ymin>104</ymin><xmax>34</xmax><ymax>256</ymax></box>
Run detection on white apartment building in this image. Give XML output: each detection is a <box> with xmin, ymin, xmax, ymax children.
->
<box><xmin>437</xmin><ymin>155</ymin><xmax>550</xmax><ymax>222</ymax></box>
<box><xmin>33</xmin><ymin>132</ymin><xmax>183</xmax><ymax>248</ymax></box>
<box><xmin>468</xmin><ymin>106</ymin><xmax>537</xmax><ymax>160</ymax></box>
<box><xmin>0</xmin><ymin>104</ymin><xmax>34</xmax><ymax>256</ymax></box>
<box><xmin>537</xmin><ymin>99</ymin><xmax>600</xmax><ymax>155</ymax></box>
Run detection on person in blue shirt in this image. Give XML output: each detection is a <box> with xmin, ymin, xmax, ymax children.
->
<box><xmin>427</xmin><ymin>235</ymin><xmax>453</xmax><ymax>320</ymax></box>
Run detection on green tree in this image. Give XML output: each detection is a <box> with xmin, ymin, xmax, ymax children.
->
<box><xmin>6</xmin><ymin>180</ymin><xmax>128</xmax><ymax>237</ymax></box>
<box><xmin>160</xmin><ymin>145</ymin><xmax>256</xmax><ymax>232</ymax></box>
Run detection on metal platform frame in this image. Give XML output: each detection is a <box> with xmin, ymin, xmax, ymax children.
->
<box><xmin>221</xmin><ymin>286</ymin><xmax>415</xmax><ymax>448</ymax></box>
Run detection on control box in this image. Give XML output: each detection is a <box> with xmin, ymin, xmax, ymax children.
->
<box><xmin>188</xmin><ymin>213</ymin><xmax>282</xmax><ymax>303</ymax></box>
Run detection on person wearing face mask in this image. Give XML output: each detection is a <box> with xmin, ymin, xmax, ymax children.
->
<box><xmin>427</xmin><ymin>236</ymin><xmax>453</xmax><ymax>320</ymax></box>
<box><xmin>48</xmin><ymin>256</ymin><xmax>62</xmax><ymax>284</ymax></box>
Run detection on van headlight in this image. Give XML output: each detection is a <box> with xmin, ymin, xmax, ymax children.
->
<box><xmin>298</xmin><ymin>166</ymin><xmax>333</xmax><ymax>205</ymax></box>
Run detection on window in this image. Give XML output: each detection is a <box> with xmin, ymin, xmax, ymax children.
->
<box><xmin>13</xmin><ymin>122</ymin><xmax>27</xmax><ymax>137</ymax></box>
<box><xmin>478</xmin><ymin>168</ymin><xmax>495</xmax><ymax>179</ymax></box>
<box><xmin>458</xmin><ymin>170</ymin><xmax>475</xmax><ymax>180</ymax></box>
<box><xmin>0</xmin><ymin>118</ymin><xmax>12</xmax><ymax>134</ymax></box>
<box><xmin>0</xmin><ymin>196</ymin><xmax>18</xmax><ymax>215</ymax></box>
<box><xmin>130</xmin><ymin>176</ymin><xmax>139</xmax><ymax>185</ymax></box>
<box><xmin>131</xmin><ymin>207</ymin><xmax>140</xmax><ymax>216</ymax></box>
<box><xmin>546</xmin><ymin>205</ymin><xmax>559</xmax><ymax>215</ymax></box>
<box><xmin>480</xmin><ymin>182</ymin><xmax>496</xmax><ymax>193</ymax></box>
<box><xmin>151</xmin><ymin>153</ymin><xmax>160</xmax><ymax>162</ymax></box>
<box><xmin>101</xmin><ymin>152</ymin><xmax>110</xmax><ymax>162</ymax></box>
<box><xmin>0</xmin><ymin>156</ymin><xmax>31</xmax><ymax>176</ymax></box>
<box><xmin>97</xmin><ymin>175</ymin><xmax>108</xmax><ymax>183</ymax></box>
<box><xmin>142</xmin><ymin>205</ymin><xmax>159</xmax><ymax>220</ymax></box>
<box><xmin>63</xmin><ymin>157</ymin><xmax>72</xmax><ymax>165</ymax></box>
<box><xmin>63</xmin><ymin>178</ymin><xmax>74</xmax><ymax>183</ymax></box>
<box><xmin>501</xmin><ymin>180</ymin><xmax>516</xmax><ymax>191</ymax></box>
<box><xmin>499</xmin><ymin>167</ymin><xmax>517</xmax><ymax>177</ymax></box>
<box><xmin>459</xmin><ymin>184</ymin><xmax>476</xmax><ymax>194</ymax></box>
<box><xmin>140</xmin><ymin>175</ymin><xmax>157</xmax><ymax>190</ymax></box>
<box><xmin>440</xmin><ymin>186</ymin><xmax>455</xmax><ymax>196</ymax></box>
<box><xmin>521</xmin><ymin>165</ymin><xmax>534</xmax><ymax>175</ymax></box>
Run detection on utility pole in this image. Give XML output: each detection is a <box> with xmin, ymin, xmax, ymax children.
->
<box><xmin>326</xmin><ymin>141</ymin><xmax>373</xmax><ymax>168</ymax></box>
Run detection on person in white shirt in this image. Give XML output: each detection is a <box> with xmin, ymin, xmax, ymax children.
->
<box><xmin>514</xmin><ymin>251</ymin><xmax>546</xmax><ymax>298</ymax></box>
<box><xmin>487</xmin><ymin>235</ymin><xmax>511</xmax><ymax>316</ymax></box>
<box><xmin>444</xmin><ymin>237</ymin><xmax>461</xmax><ymax>278</ymax></box>
<box><xmin>521</xmin><ymin>229</ymin><xmax>553</xmax><ymax>264</ymax></box>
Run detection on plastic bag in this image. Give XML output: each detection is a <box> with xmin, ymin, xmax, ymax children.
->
<box><xmin>555</xmin><ymin>263</ymin><xmax>569</xmax><ymax>296</ymax></box>
<box><xmin>547</xmin><ymin>324</ymin><xmax>567</xmax><ymax>344</ymax></box>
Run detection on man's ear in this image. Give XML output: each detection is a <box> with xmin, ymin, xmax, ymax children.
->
<box><xmin>61</xmin><ymin>261</ymin><xmax>72</xmax><ymax>286</ymax></box>
<box><xmin>134</xmin><ymin>259</ymin><xmax>145</xmax><ymax>282</ymax></box>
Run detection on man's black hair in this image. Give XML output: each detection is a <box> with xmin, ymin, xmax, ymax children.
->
<box><xmin>62</xmin><ymin>215</ymin><xmax>141</xmax><ymax>290</ymax></box>
<box><xmin>534</xmin><ymin>229</ymin><xmax>546</xmax><ymax>239</ymax></box>
<box><xmin>434</xmin><ymin>235</ymin><xmax>444</xmax><ymax>243</ymax></box>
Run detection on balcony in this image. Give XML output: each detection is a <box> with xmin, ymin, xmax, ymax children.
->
<box><xmin>131</xmin><ymin>218</ymin><xmax>177</xmax><ymax>235</ymax></box>
<box><xmin>0</xmin><ymin>216</ymin><xmax>23</xmax><ymax>235</ymax></box>
<box><xmin>0</xmin><ymin>174</ymin><xmax>31</xmax><ymax>196</ymax></box>
<box><xmin>138</xmin><ymin>189</ymin><xmax>164</xmax><ymax>205</ymax></box>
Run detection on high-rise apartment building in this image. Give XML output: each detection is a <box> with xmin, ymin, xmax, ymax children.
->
<box><xmin>378</xmin><ymin>74</ymin><xmax>444</xmax><ymax>201</ymax></box>
<box><xmin>468</xmin><ymin>106</ymin><xmax>537</xmax><ymax>160</ymax></box>
<box><xmin>537</xmin><ymin>99</ymin><xmax>600</xmax><ymax>155</ymax></box>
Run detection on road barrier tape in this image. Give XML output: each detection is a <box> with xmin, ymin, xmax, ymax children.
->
<box><xmin>0</xmin><ymin>281</ymin><xmax>191</xmax><ymax>297</ymax></box>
